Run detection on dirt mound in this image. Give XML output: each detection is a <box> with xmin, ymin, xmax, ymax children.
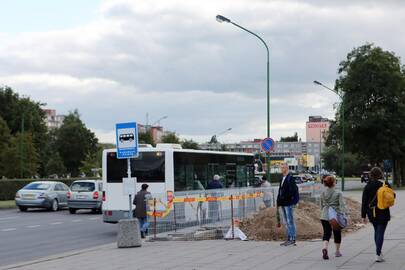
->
<box><xmin>239</xmin><ymin>198</ymin><xmax>364</xmax><ymax>241</ymax></box>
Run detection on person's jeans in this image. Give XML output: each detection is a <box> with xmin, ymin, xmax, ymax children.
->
<box><xmin>281</xmin><ymin>205</ymin><xmax>296</xmax><ymax>241</ymax></box>
<box><xmin>137</xmin><ymin>217</ymin><xmax>150</xmax><ymax>234</ymax></box>
<box><xmin>372</xmin><ymin>222</ymin><xmax>388</xmax><ymax>256</ymax></box>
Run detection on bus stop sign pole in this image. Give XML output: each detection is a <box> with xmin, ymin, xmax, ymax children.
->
<box><xmin>116</xmin><ymin>122</ymin><xmax>139</xmax><ymax>219</ymax></box>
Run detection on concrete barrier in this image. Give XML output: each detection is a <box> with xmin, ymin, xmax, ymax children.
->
<box><xmin>117</xmin><ymin>219</ymin><xmax>142</xmax><ymax>248</ymax></box>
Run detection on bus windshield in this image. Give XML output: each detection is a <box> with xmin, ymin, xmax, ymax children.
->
<box><xmin>106</xmin><ymin>151</ymin><xmax>165</xmax><ymax>183</ymax></box>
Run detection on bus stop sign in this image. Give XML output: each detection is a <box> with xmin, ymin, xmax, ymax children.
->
<box><xmin>261</xmin><ymin>137</ymin><xmax>275</xmax><ymax>153</ymax></box>
<box><xmin>116</xmin><ymin>122</ymin><xmax>138</xmax><ymax>159</ymax></box>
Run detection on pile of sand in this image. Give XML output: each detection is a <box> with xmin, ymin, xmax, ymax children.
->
<box><xmin>239</xmin><ymin>198</ymin><xmax>364</xmax><ymax>241</ymax></box>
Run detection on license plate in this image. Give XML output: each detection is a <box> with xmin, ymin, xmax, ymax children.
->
<box><xmin>76</xmin><ymin>195</ymin><xmax>87</xmax><ymax>200</ymax></box>
<box><xmin>23</xmin><ymin>194</ymin><xmax>35</xmax><ymax>200</ymax></box>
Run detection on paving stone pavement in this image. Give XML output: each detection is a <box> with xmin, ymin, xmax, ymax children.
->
<box><xmin>1</xmin><ymin>190</ymin><xmax>405</xmax><ymax>270</ymax></box>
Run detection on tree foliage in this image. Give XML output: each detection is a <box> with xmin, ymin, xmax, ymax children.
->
<box><xmin>161</xmin><ymin>132</ymin><xmax>180</xmax><ymax>144</ymax></box>
<box><xmin>56</xmin><ymin>110</ymin><xmax>98</xmax><ymax>177</ymax></box>
<box><xmin>139</xmin><ymin>131</ymin><xmax>154</xmax><ymax>145</ymax></box>
<box><xmin>181</xmin><ymin>139</ymin><xmax>200</xmax><ymax>150</ymax></box>
<box><xmin>322</xmin><ymin>146</ymin><xmax>369</xmax><ymax>177</ymax></box>
<box><xmin>4</xmin><ymin>133</ymin><xmax>40</xmax><ymax>178</ymax></box>
<box><xmin>329</xmin><ymin>44</ymin><xmax>405</xmax><ymax>185</ymax></box>
<box><xmin>0</xmin><ymin>86</ymin><xmax>48</xmax><ymax>175</ymax></box>
<box><xmin>280</xmin><ymin>132</ymin><xmax>299</xmax><ymax>142</ymax></box>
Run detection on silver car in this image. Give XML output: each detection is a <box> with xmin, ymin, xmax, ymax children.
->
<box><xmin>15</xmin><ymin>181</ymin><xmax>70</xmax><ymax>212</ymax></box>
<box><xmin>67</xmin><ymin>180</ymin><xmax>103</xmax><ymax>214</ymax></box>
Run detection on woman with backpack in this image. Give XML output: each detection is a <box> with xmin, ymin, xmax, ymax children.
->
<box><xmin>320</xmin><ymin>175</ymin><xmax>346</xmax><ymax>260</ymax></box>
<box><xmin>361</xmin><ymin>167</ymin><xmax>394</xmax><ymax>263</ymax></box>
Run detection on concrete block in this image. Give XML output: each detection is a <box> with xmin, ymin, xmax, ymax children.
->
<box><xmin>117</xmin><ymin>219</ymin><xmax>142</xmax><ymax>248</ymax></box>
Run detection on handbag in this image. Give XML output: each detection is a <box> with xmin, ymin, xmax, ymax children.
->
<box><xmin>328</xmin><ymin>207</ymin><xmax>347</xmax><ymax>230</ymax></box>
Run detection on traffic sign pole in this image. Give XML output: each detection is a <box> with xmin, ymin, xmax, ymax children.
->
<box><xmin>116</xmin><ymin>122</ymin><xmax>139</xmax><ymax>219</ymax></box>
<box><xmin>127</xmin><ymin>158</ymin><xmax>133</xmax><ymax>219</ymax></box>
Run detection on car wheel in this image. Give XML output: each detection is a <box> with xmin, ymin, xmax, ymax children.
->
<box><xmin>50</xmin><ymin>199</ymin><xmax>59</xmax><ymax>211</ymax></box>
<box><xmin>18</xmin><ymin>206</ymin><xmax>27</xmax><ymax>212</ymax></box>
<box><xmin>69</xmin><ymin>208</ymin><xmax>76</xmax><ymax>214</ymax></box>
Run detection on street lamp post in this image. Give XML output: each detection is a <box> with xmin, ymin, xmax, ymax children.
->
<box><xmin>216</xmin><ymin>15</ymin><xmax>271</xmax><ymax>180</ymax></box>
<box><xmin>313</xmin><ymin>80</ymin><xmax>345</xmax><ymax>191</ymax></box>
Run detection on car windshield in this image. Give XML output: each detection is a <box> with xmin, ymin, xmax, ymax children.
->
<box><xmin>71</xmin><ymin>182</ymin><xmax>95</xmax><ymax>192</ymax></box>
<box><xmin>23</xmin><ymin>183</ymin><xmax>51</xmax><ymax>190</ymax></box>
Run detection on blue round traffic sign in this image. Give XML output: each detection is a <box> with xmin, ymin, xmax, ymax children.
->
<box><xmin>261</xmin><ymin>137</ymin><xmax>275</xmax><ymax>152</ymax></box>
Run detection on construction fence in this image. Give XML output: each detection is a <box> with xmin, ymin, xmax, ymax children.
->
<box><xmin>145</xmin><ymin>182</ymin><xmax>322</xmax><ymax>240</ymax></box>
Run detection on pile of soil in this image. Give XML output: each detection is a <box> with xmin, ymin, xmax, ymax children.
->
<box><xmin>239</xmin><ymin>198</ymin><xmax>364</xmax><ymax>241</ymax></box>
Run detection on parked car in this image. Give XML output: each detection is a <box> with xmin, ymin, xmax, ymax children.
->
<box><xmin>67</xmin><ymin>180</ymin><xmax>103</xmax><ymax>214</ymax></box>
<box><xmin>15</xmin><ymin>181</ymin><xmax>70</xmax><ymax>212</ymax></box>
<box><xmin>292</xmin><ymin>175</ymin><xmax>305</xmax><ymax>184</ymax></box>
<box><xmin>361</xmin><ymin>171</ymin><xmax>370</xmax><ymax>183</ymax></box>
<box><xmin>300</xmin><ymin>174</ymin><xmax>314</xmax><ymax>182</ymax></box>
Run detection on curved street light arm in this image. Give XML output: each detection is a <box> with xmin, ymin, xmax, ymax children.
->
<box><xmin>313</xmin><ymin>80</ymin><xmax>342</xmax><ymax>99</ymax></box>
<box><xmin>230</xmin><ymin>22</ymin><xmax>269</xmax><ymax>61</ymax></box>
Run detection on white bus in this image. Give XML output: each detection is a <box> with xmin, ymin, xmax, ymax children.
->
<box><xmin>102</xmin><ymin>145</ymin><xmax>255</xmax><ymax>223</ymax></box>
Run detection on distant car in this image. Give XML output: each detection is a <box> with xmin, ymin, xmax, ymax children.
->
<box><xmin>292</xmin><ymin>175</ymin><xmax>305</xmax><ymax>184</ymax></box>
<box><xmin>15</xmin><ymin>181</ymin><xmax>70</xmax><ymax>212</ymax></box>
<box><xmin>361</xmin><ymin>171</ymin><xmax>370</xmax><ymax>183</ymax></box>
<box><xmin>300</xmin><ymin>174</ymin><xmax>314</xmax><ymax>182</ymax></box>
<box><xmin>67</xmin><ymin>180</ymin><xmax>103</xmax><ymax>214</ymax></box>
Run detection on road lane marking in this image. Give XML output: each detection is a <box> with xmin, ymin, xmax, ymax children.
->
<box><xmin>27</xmin><ymin>225</ymin><xmax>41</xmax><ymax>228</ymax></box>
<box><xmin>88</xmin><ymin>217</ymin><xmax>99</xmax><ymax>220</ymax></box>
<box><xmin>72</xmin><ymin>219</ymin><xmax>82</xmax><ymax>222</ymax></box>
<box><xmin>0</xmin><ymin>216</ymin><xmax>18</xmax><ymax>221</ymax></box>
<box><xmin>1</xmin><ymin>228</ymin><xmax>17</xmax><ymax>232</ymax></box>
<box><xmin>50</xmin><ymin>222</ymin><xmax>63</xmax><ymax>225</ymax></box>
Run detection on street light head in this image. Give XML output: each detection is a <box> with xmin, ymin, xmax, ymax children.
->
<box><xmin>313</xmin><ymin>80</ymin><xmax>322</xmax><ymax>86</ymax></box>
<box><xmin>216</xmin><ymin>15</ymin><xmax>231</xmax><ymax>23</ymax></box>
<box><xmin>227</xmin><ymin>128</ymin><xmax>232</xmax><ymax>131</ymax></box>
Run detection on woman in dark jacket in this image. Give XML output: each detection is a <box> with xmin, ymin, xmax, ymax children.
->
<box><xmin>361</xmin><ymin>167</ymin><xmax>391</xmax><ymax>263</ymax></box>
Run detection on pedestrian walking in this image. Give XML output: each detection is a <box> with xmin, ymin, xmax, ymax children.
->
<box><xmin>207</xmin><ymin>175</ymin><xmax>223</xmax><ymax>221</ymax></box>
<box><xmin>260</xmin><ymin>176</ymin><xmax>272</xmax><ymax>208</ymax></box>
<box><xmin>362</xmin><ymin>167</ymin><xmax>395</xmax><ymax>262</ymax></box>
<box><xmin>133</xmin><ymin>184</ymin><xmax>151</xmax><ymax>238</ymax></box>
<box><xmin>320</xmin><ymin>175</ymin><xmax>346</xmax><ymax>260</ymax></box>
<box><xmin>277</xmin><ymin>162</ymin><xmax>299</xmax><ymax>246</ymax></box>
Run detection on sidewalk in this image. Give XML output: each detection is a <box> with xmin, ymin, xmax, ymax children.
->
<box><xmin>2</xmin><ymin>191</ymin><xmax>405</xmax><ymax>270</ymax></box>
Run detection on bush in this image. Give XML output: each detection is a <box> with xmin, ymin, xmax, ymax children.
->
<box><xmin>269</xmin><ymin>173</ymin><xmax>283</xmax><ymax>184</ymax></box>
<box><xmin>0</xmin><ymin>177</ymin><xmax>100</xmax><ymax>200</ymax></box>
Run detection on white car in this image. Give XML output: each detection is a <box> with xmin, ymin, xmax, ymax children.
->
<box><xmin>67</xmin><ymin>180</ymin><xmax>103</xmax><ymax>214</ymax></box>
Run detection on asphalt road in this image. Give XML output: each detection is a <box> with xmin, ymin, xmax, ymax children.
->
<box><xmin>0</xmin><ymin>208</ymin><xmax>117</xmax><ymax>267</ymax></box>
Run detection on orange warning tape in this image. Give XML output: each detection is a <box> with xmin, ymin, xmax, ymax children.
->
<box><xmin>147</xmin><ymin>191</ymin><xmax>264</xmax><ymax>217</ymax></box>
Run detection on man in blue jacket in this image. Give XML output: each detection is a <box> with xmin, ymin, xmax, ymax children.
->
<box><xmin>277</xmin><ymin>162</ymin><xmax>299</xmax><ymax>246</ymax></box>
<box><xmin>207</xmin><ymin>175</ymin><xmax>223</xmax><ymax>221</ymax></box>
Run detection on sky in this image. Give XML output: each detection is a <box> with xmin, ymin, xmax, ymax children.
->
<box><xmin>0</xmin><ymin>0</ymin><xmax>404</xmax><ymax>143</ymax></box>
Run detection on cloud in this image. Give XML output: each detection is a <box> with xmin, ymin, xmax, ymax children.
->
<box><xmin>0</xmin><ymin>0</ymin><xmax>404</xmax><ymax>143</ymax></box>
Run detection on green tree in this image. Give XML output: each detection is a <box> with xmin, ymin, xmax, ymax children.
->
<box><xmin>322</xmin><ymin>146</ymin><xmax>369</xmax><ymax>177</ymax></box>
<box><xmin>4</xmin><ymin>132</ymin><xmax>39</xmax><ymax>178</ymax></box>
<box><xmin>56</xmin><ymin>110</ymin><xmax>98</xmax><ymax>177</ymax></box>
<box><xmin>139</xmin><ymin>131</ymin><xmax>154</xmax><ymax>145</ymax></box>
<box><xmin>181</xmin><ymin>139</ymin><xmax>200</xmax><ymax>150</ymax></box>
<box><xmin>161</xmin><ymin>132</ymin><xmax>180</xmax><ymax>144</ymax></box>
<box><xmin>280</xmin><ymin>132</ymin><xmax>299</xmax><ymax>142</ymax></box>
<box><xmin>331</xmin><ymin>44</ymin><xmax>405</xmax><ymax>185</ymax></box>
<box><xmin>0</xmin><ymin>117</ymin><xmax>11</xmax><ymax>177</ymax></box>
<box><xmin>0</xmin><ymin>86</ymin><xmax>48</xmax><ymax>176</ymax></box>
<box><xmin>45</xmin><ymin>152</ymin><xmax>66</xmax><ymax>177</ymax></box>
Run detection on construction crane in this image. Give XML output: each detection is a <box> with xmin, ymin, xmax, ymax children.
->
<box><xmin>209</xmin><ymin>128</ymin><xmax>232</xmax><ymax>144</ymax></box>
